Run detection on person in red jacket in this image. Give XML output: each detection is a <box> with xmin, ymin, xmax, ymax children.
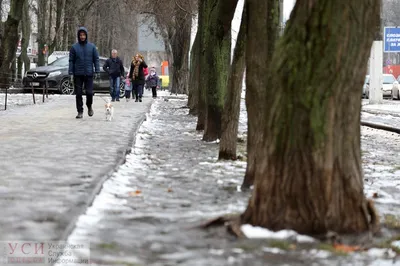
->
<box><xmin>129</xmin><ymin>54</ymin><xmax>147</xmax><ymax>102</ymax></box>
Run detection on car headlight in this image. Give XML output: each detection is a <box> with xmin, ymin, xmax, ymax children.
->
<box><xmin>47</xmin><ymin>71</ymin><xmax>62</xmax><ymax>78</ymax></box>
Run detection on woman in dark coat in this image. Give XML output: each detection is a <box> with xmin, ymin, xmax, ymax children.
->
<box><xmin>129</xmin><ymin>53</ymin><xmax>148</xmax><ymax>102</ymax></box>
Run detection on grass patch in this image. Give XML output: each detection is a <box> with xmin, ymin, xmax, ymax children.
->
<box><xmin>97</xmin><ymin>242</ymin><xmax>118</xmax><ymax>250</ymax></box>
<box><xmin>316</xmin><ymin>243</ymin><xmax>348</xmax><ymax>256</ymax></box>
<box><xmin>376</xmin><ymin>234</ymin><xmax>400</xmax><ymax>254</ymax></box>
<box><xmin>382</xmin><ymin>214</ymin><xmax>400</xmax><ymax>229</ymax></box>
<box><xmin>235</xmin><ymin>242</ymin><xmax>260</xmax><ymax>252</ymax></box>
<box><xmin>268</xmin><ymin>240</ymin><xmax>294</xmax><ymax>251</ymax></box>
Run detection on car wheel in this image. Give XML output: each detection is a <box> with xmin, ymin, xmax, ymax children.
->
<box><xmin>60</xmin><ymin>78</ymin><xmax>74</xmax><ymax>95</ymax></box>
<box><xmin>119</xmin><ymin>82</ymin><xmax>125</xmax><ymax>98</ymax></box>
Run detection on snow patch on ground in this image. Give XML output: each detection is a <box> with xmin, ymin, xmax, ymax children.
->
<box><xmin>241</xmin><ymin>224</ymin><xmax>316</xmax><ymax>243</ymax></box>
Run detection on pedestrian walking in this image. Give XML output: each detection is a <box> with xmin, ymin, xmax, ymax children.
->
<box><xmin>68</xmin><ymin>26</ymin><xmax>100</xmax><ymax>119</ymax></box>
<box><xmin>146</xmin><ymin>67</ymin><xmax>161</xmax><ymax>98</ymax></box>
<box><xmin>124</xmin><ymin>72</ymin><xmax>132</xmax><ymax>102</ymax></box>
<box><xmin>129</xmin><ymin>53</ymin><xmax>148</xmax><ymax>102</ymax></box>
<box><xmin>103</xmin><ymin>49</ymin><xmax>125</xmax><ymax>102</ymax></box>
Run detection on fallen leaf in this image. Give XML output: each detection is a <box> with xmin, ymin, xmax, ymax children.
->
<box><xmin>333</xmin><ymin>243</ymin><xmax>361</xmax><ymax>253</ymax></box>
<box><xmin>289</xmin><ymin>244</ymin><xmax>296</xmax><ymax>250</ymax></box>
<box><xmin>167</xmin><ymin>188</ymin><xmax>173</xmax><ymax>193</ymax></box>
<box><xmin>372</xmin><ymin>192</ymin><xmax>379</xmax><ymax>198</ymax></box>
<box><xmin>129</xmin><ymin>190</ymin><xmax>142</xmax><ymax>196</ymax></box>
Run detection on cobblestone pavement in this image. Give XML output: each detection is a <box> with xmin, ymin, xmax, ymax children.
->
<box><xmin>58</xmin><ymin>98</ymin><xmax>400</xmax><ymax>266</ymax></box>
<box><xmin>0</xmin><ymin>93</ymin><xmax>155</xmax><ymax>242</ymax></box>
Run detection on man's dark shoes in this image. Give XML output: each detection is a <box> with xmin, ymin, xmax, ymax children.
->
<box><xmin>139</xmin><ymin>97</ymin><xmax>142</xmax><ymax>102</ymax></box>
<box><xmin>111</xmin><ymin>99</ymin><xmax>116</xmax><ymax>102</ymax></box>
<box><xmin>88</xmin><ymin>107</ymin><xmax>94</xmax><ymax>117</ymax></box>
<box><xmin>116</xmin><ymin>99</ymin><xmax>120</xmax><ymax>102</ymax></box>
<box><xmin>76</xmin><ymin>112</ymin><xmax>83</xmax><ymax>119</ymax></box>
<box><xmin>135</xmin><ymin>99</ymin><xmax>139</xmax><ymax>102</ymax></box>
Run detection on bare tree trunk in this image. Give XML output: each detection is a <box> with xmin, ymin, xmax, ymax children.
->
<box><xmin>48</xmin><ymin>0</ymin><xmax>53</xmax><ymax>42</ymax></box>
<box><xmin>0</xmin><ymin>0</ymin><xmax>26</xmax><ymax>87</ymax></box>
<box><xmin>196</xmin><ymin>0</ymin><xmax>207</xmax><ymax>131</ymax></box>
<box><xmin>50</xmin><ymin>0</ymin><xmax>66</xmax><ymax>52</ymax></box>
<box><xmin>241</xmin><ymin>0</ymin><xmax>380</xmax><ymax>234</ymax></box>
<box><xmin>219</xmin><ymin>3</ymin><xmax>247</xmax><ymax>160</ymax></box>
<box><xmin>17</xmin><ymin>0</ymin><xmax>31</xmax><ymax>79</ymax></box>
<box><xmin>37</xmin><ymin>0</ymin><xmax>47</xmax><ymax>66</ymax></box>
<box><xmin>241</xmin><ymin>0</ymin><xmax>280</xmax><ymax>189</ymax></box>
<box><xmin>170</xmin><ymin>2</ymin><xmax>192</xmax><ymax>95</ymax></box>
<box><xmin>62</xmin><ymin>5</ymin><xmax>69</xmax><ymax>50</ymax></box>
<box><xmin>202</xmin><ymin>0</ymin><xmax>237</xmax><ymax>141</ymax></box>
<box><xmin>188</xmin><ymin>31</ymin><xmax>200</xmax><ymax>115</ymax></box>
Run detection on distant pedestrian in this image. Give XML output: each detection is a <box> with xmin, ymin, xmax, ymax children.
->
<box><xmin>146</xmin><ymin>67</ymin><xmax>161</xmax><ymax>98</ymax></box>
<box><xmin>103</xmin><ymin>49</ymin><xmax>125</xmax><ymax>102</ymax></box>
<box><xmin>129</xmin><ymin>54</ymin><xmax>148</xmax><ymax>102</ymax></box>
<box><xmin>124</xmin><ymin>72</ymin><xmax>132</xmax><ymax>102</ymax></box>
<box><xmin>68</xmin><ymin>26</ymin><xmax>100</xmax><ymax>119</ymax></box>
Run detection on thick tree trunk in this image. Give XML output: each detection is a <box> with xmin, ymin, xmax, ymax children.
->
<box><xmin>196</xmin><ymin>0</ymin><xmax>207</xmax><ymax>131</ymax></box>
<box><xmin>202</xmin><ymin>0</ymin><xmax>238</xmax><ymax>141</ymax></box>
<box><xmin>241</xmin><ymin>0</ymin><xmax>280</xmax><ymax>189</ymax></box>
<box><xmin>241</xmin><ymin>0</ymin><xmax>380</xmax><ymax>234</ymax></box>
<box><xmin>219</xmin><ymin>3</ymin><xmax>247</xmax><ymax>160</ymax></box>
<box><xmin>0</xmin><ymin>0</ymin><xmax>26</xmax><ymax>87</ymax></box>
<box><xmin>188</xmin><ymin>31</ymin><xmax>200</xmax><ymax>115</ymax></box>
<box><xmin>170</xmin><ymin>2</ymin><xmax>192</xmax><ymax>95</ymax></box>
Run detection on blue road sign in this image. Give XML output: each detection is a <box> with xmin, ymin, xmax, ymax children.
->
<box><xmin>384</xmin><ymin>27</ymin><xmax>400</xmax><ymax>53</ymax></box>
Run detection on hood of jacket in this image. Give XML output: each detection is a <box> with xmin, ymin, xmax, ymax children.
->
<box><xmin>149</xmin><ymin>67</ymin><xmax>157</xmax><ymax>75</ymax></box>
<box><xmin>77</xmin><ymin>27</ymin><xmax>88</xmax><ymax>44</ymax></box>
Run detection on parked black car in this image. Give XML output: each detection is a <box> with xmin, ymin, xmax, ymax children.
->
<box><xmin>23</xmin><ymin>56</ymin><xmax>127</xmax><ymax>98</ymax></box>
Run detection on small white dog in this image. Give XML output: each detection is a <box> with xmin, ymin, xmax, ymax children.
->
<box><xmin>105</xmin><ymin>102</ymin><xmax>114</xmax><ymax>121</ymax></box>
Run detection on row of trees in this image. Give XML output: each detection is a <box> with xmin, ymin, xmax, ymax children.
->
<box><xmin>188</xmin><ymin>0</ymin><xmax>381</xmax><ymax>235</ymax></box>
<box><xmin>0</xmin><ymin>0</ymin><xmax>196</xmax><ymax>93</ymax></box>
<box><xmin>0</xmin><ymin>0</ymin><xmax>383</xmax><ymax>235</ymax></box>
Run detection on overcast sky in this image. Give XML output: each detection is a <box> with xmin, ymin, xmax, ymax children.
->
<box><xmin>284</xmin><ymin>0</ymin><xmax>296</xmax><ymax>21</ymax></box>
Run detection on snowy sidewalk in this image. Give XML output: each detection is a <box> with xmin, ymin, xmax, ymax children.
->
<box><xmin>55</xmin><ymin>97</ymin><xmax>400</xmax><ymax>266</ymax></box>
<box><xmin>0</xmin><ymin>93</ymin><xmax>155</xmax><ymax>242</ymax></box>
<box><xmin>362</xmin><ymin>100</ymin><xmax>400</xmax><ymax>129</ymax></box>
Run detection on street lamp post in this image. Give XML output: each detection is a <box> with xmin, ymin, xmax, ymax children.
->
<box><xmin>369</xmin><ymin>0</ymin><xmax>383</xmax><ymax>104</ymax></box>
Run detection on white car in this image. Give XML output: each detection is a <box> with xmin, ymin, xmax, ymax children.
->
<box><xmin>365</xmin><ymin>74</ymin><xmax>399</xmax><ymax>99</ymax></box>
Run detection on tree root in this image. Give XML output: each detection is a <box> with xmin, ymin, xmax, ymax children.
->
<box><xmin>199</xmin><ymin>214</ymin><xmax>246</xmax><ymax>238</ymax></box>
<box><xmin>361</xmin><ymin>199</ymin><xmax>380</xmax><ymax>235</ymax></box>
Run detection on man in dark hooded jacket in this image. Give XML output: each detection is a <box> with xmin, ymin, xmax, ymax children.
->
<box><xmin>69</xmin><ymin>27</ymin><xmax>100</xmax><ymax>119</ymax></box>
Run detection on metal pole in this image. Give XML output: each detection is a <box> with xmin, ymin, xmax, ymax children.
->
<box><xmin>4</xmin><ymin>86</ymin><xmax>7</xmax><ymax>111</ymax></box>
<box><xmin>31</xmin><ymin>84</ymin><xmax>36</xmax><ymax>104</ymax></box>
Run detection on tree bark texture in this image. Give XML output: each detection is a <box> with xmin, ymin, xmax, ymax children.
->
<box><xmin>37</xmin><ymin>0</ymin><xmax>47</xmax><ymax>66</ymax></box>
<box><xmin>0</xmin><ymin>0</ymin><xmax>26</xmax><ymax>87</ymax></box>
<box><xmin>196</xmin><ymin>0</ymin><xmax>207</xmax><ymax>131</ymax></box>
<box><xmin>17</xmin><ymin>0</ymin><xmax>31</xmax><ymax>79</ymax></box>
<box><xmin>218</xmin><ymin>3</ymin><xmax>247</xmax><ymax>160</ymax></box>
<box><xmin>242</xmin><ymin>0</ymin><xmax>280</xmax><ymax>188</ymax></box>
<box><xmin>170</xmin><ymin>2</ymin><xmax>192</xmax><ymax>95</ymax></box>
<box><xmin>202</xmin><ymin>0</ymin><xmax>238</xmax><ymax>141</ymax></box>
<box><xmin>49</xmin><ymin>0</ymin><xmax>66</xmax><ymax>53</ymax></box>
<box><xmin>48</xmin><ymin>0</ymin><xmax>53</xmax><ymax>42</ymax></box>
<box><xmin>188</xmin><ymin>31</ymin><xmax>200</xmax><ymax>115</ymax></box>
<box><xmin>241</xmin><ymin>0</ymin><xmax>380</xmax><ymax>234</ymax></box>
